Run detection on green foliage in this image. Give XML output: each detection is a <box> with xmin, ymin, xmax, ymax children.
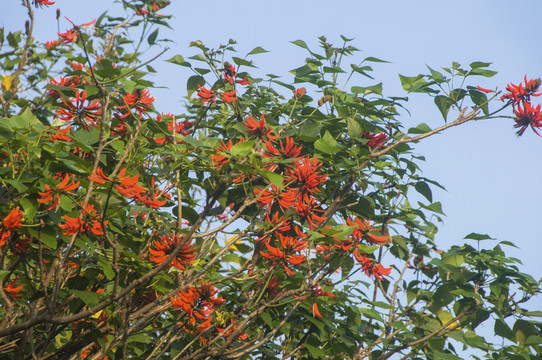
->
<box><xmin>0</xmin><ymin>1</ymin><xmax>540</xmax><ymax>359</ymax></box>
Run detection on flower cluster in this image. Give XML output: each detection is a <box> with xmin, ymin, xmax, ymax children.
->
<box><xmin>58</xmin><ymin>203</ymin><xmax>107</xmax><ymax>236</ymax></box>
<box><xmin>149</xmin><ymin>233</ymin><xmax>196</xmax><ymax>270</ymax></box>
<box><xmin>38</xmin><ymin>174</ymin><xmax>80</xmax><ymax>211</ymax></box>
<box><xmin>0</xmin><ymin>207</ymin><xmax>23</xmax><ymax>247</ymax></box>
<box><xmin>170</xmin><ymin>280</ymin><xmax>225</xmax><ymax>332</ymax></box>
<box><xmin>500</xmin><ymin>76</ymin><xmax>542</xmax><ymax>136</ymax></box>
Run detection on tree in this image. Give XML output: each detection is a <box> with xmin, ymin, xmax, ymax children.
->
<box><xmin>1</xmin><ymin>1</ymin><xmax>541</xmax><ymax>359</ymax></box>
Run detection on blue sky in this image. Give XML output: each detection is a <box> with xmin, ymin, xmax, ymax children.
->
<box><xmin>4</xmin><ymin>0</ymin><xmax>541</xmax><ymax>312</ymax></box>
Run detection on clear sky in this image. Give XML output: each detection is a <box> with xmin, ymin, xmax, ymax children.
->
<box><xmin>4</xmin><ymin>0</ymin><xmax>541</xmax><ymax>313</ymax></box>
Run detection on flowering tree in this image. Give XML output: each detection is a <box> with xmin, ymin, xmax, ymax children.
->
<box><xmin>1</xmin><ymin>1</ymin><xmax>541</xmax><ymax>359</ymax></box>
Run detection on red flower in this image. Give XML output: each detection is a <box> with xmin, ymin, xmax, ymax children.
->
<box><xmin>295</xmin><ymin>197</ymin><xmax>326</xmax><ymax>230</ymax></box>
<box><xmin>513</xmin><ymin>102</ymin><xmax>542</xmax><ymax>136</ymax></box>
<box><xmin>34</xmin><ymin>0</ymin><xmax>55</xmax><ymax>7</ymax></box>
<box><xmin>294</xmin><ymin>87</ymin><xmax>306</xmax><ymax>100</ymax></box>
<box><xmin>38</xmin><ymin>174</ymin><xmax>80</xmax><ymax>211</ymax></box>
<box><xmin>48</xmin><ymin>126</ymin><xmax>72</xmax><ymax>142</ymax></box>
<box><xmin>210</xmin><ymin>139</ymin><xmax>246</xmax><ymax>169</ymax></box>
<box><xmin>476</xmin><ymin>85</ymin><xmax>494</xmax><ymax>93</ymax></box>
<box><xmin>501</xmin><ymin>76</ymin><xmax>542</xmax><ymax>105</ymax></box>
<box><xmin>237</xmin><ymin>77</ymin><xmax>251</xmax><ymax>85</ymax></box>
<box><xmin>117</xmin><ymin>89</ymin><xmax>155</xmax><ymax>118</ymax></box>
<box><xmin>197</xmin><ymin>85</ymin><xmax>217</xmax><ymax>104</ymax></box>
<box><xmin>89</xmin><ymin>168</ymin><xmax>146</xmax><ymax>198</ymax></box>
<box><xmin>223</xmin><ymin>62</ymin><xmax>236</xmax><ymax>85</ymax></box>
<box><xmin>243</xmin><ymin>114</ymin><xmax>278</xmax><ymax>140</ymax></box>
<box><xmin>221</xmin><ymin>90</ymin><xmax>238</xmax><ymax>103</ymax></box>
<box><xmin>149</xmin><ymin>233</ymin><xmax>196</xmax><ymax>270</ymax></box>
<box><xmin>353</xmin><ymin>249</ymin><xmax>392</xmax><ymax>280</ymax></box>
<box><xmin>346</xmin><ymin>217</ymin><xmax>391</xmax><ymax>245</ymax></box>
<box><xmin>58</xmin><ymin>203</ymin><xmax>107</xmax><ymax>236</ymax></box>
<box><xmin>170</xmin><ymin>280</ymin><xmax>225</xmax><ymax>331</ymax></box>
<box><xmin>57</xmin><ymin>18</ymin><xmax>96</xmax><ymax>45</ymax></box>
<box><xmin>362</xmin><ymin>131</ymin><xmax>388</xmax><ymax>148</ymax></box>
<box><xmin>254</xmin><ymin>185</ymin><xmax>296</xmax><ymax>210</ymax></box>
<box><xmin>46</xmin><ymin>40</ymin><xmax>60</xmax><ymax>50</ymax></box>
<box><xmin>286</xmin><ymin>156</ymin><xmax>327</xmax><ymax>202</ymax></box>
<box><xmin>260</xmin><ymin>233</ymin><xmax>307</xmax><ymax>276</ymax></box>
<box><xmin>216</xmin><ymin>319</ymin><xmax>249</xmax><ymax>340</ymax></box>
<box><xmin>1</xmin><ymin>207</ymin><xmax>23</xmax><ymax>247</ymax></box>
<box><xmin>263</xmin><ymin>137</ymin><xmax>302</xmax><ymax>160</ymax></box>
<box><xmin>4</xmin><ymin>279</ymin><xmax>23</xmax><ymax>298</ymax></box>
<box><xmin>56</xmin><ymin>89</ymin><xmax>102</xmax><ymax>129</ymax></box>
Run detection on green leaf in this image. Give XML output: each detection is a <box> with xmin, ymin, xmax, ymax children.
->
<box><xmin>431</xmin><ymin>286</ymin><xmax>456</xmax><ymax>309</ymax></box>
<box><xmin>364</xmin><ymin>56</ymin><xmax>389</xmax><ymax>63</ymax></box>
<box><xmin>167</xmin><ymin>55</ymin><xmax>191</xmax><ymax>67</ymax></box>
<box><xmin>464</xmin><ymin>233</ymin><xmax>495</xmax><ymax>241</ymax></box>
<box><xmin>494</xmin><ymin>318</ymin><xmax>515</xmax><ymax>342</ymax></box>
<box><xmin>247</xmin><ymin>46</ymin><xmax>269</xmax><ymax>55</ymax></box>
<box><xmin>470</xmin><ymin>61</ymin><xmax>492</xmax><ymax>69</ymax></box>
<box><xmin>408</xmin><ymin>123</ymin><xmax>432</xmax><ymax>135</ymax></box>
<box><xmin>98</xmin><ymin>258</ymin><xmax>115</xmax><ymax>280</ymax></box>
<box><xmin>399</xmin><ymin>74</ymin><xmax>433</xmax><ymax>93</ymax></box>
<box><xmin>260</xmin><ymin>312</ymin><xmax>274</xmax><ymax>328</ymax></box>
<box><xmin>351</xmin><ymin>83</ymin><xmax>382</xmax><ymax>95</ymax></box>
<box><xmin>347</xmin><ymin>117</ymin><xmax>363</xmax><ymax>139</ymax></box>
<box><xmin>434</xmin><ymin>95</ymin><xmax>454</xmax><ymax>120</ymax></box>
<box><xmin>427</xmin><ymin>65</ymin><xmax>445</xmax><ymax>82</ymax></box>
<box><xmin>314</xmin><ymin>130</ymin><xmax>343</xmax><ymax>154</ymax></box>
<box><xmin>71</xmin><ymin>127</ymin><xmax>100</xmax><ymax>147</ymax></box>
<box><xmin>69</xmin><ymin>290</ymin><xmax>102</xmax><ymax>307</ymax></box>
<box><xmin>468</xmin><ymin>89</ymin><xmax>489</xmax><ymax>116</ymax></box>
<box><xmin>230</xmin><ymin>140</ymin><xmax>254</xmax><ymax>157</ymax></box>
<box><xmin>514</xmin><ymin>319</ymin><xmax>538</xmax><ymax>344</ymax></box>
<box><xmin>415</xmin><ymin>181</ymin><xmax>432</xmax><ymax>202</ymax></box>
<box><xmin>19</xmin><ymin>197</ymin><xmax>38</xmax><ymax>221</ymax></box>
<box><xmin>186</xmin><ymin>75</ymin><xmax>205</xmax><ymax>97</ymax></box>
<box><xmin>259</xmin><ymin>170</ymin><xmax>284</xmax><ymax>187</ymax></box>
<box><xmin>147</xmin><ymin>28</ymin><xmax>159</xmax><ymax>45</ymax></box>
<box><xmin>232</xmin><ymin>57</ymin><xmax>254</xmax><ymax>68</ymax></box>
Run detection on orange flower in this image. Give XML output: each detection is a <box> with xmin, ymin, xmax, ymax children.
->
<box><xmin>197</xmin><ymin>85</ymin><xmax>217</xmax><ymax>104</ymax></box>
<box><xmin>346</xmin><ymin>217</ymin><xmax>390</xmax><ymax>245</ymax></box>
<box><xmin>263</xmin><ymin>136</ymin><xmax>302</xmax><ymax>160</ymax></box>
<box><xmin>237</xmin><ymin>77</ymin><xmax>251</xmax><ymax>85</ymax></box>
<box><xmin>1</xmin><ymin>207</ymin><xmax>23</xmax><ymax>247</ymax></box>
<box><xmin>89</xmin><ymin>168</ymin><xmax>146</xmax><ymax>198</ymax></box>
<box><xmin>243</xmin><ymin>114</ymin><xmax>278</xmax><ymax>140</ymax></box>
<box><xmin>56</xmin><ymin>89</ymin><xmax>102</xmax><ymax>129</ymax></box>
<box><xmin>116</xmin><ymin>89</ymin><xmax>155</xmax><ymax>118</ymax></box>
<box><xmin>4</xmin><ymin>279</ymin><xmax>23</xmax><ymax>298</ymax></box>
<box><xmin>34</xmin><ymin>0</ymin><xmax>55</xmax><ymax>7</ymax></box>
<box><xmin>362</xmin><ymin>131</ymin><xmax>388</xmax><ymax>148</ymax></box>
<box><xmin>38</xmin><ymin>174</ymin><xmax>80</xmax><ymax>211</ymax></box>
<box><xmin>170</xmin><ymin>280</ymin><xmax>224</xmax><ymax>331</ymax></box>
<box><xmin>57</xmin><ymin>18</ymin><xmax>96</xmax><ymax>45</ymax></box>
<box><xmin>294</xmin><ymin>87</ymin><xmax>306</xmax><ymax>99</ymax></box>
<box><xmin>216</xmin><ymin>319</ymin><xmax>249</xmax><ymax>340</ymax></box>
<box><xmin>223</xmin><ymin>62</ymin><xmax>236</xmax><ymax>85</ymax></box>
<box><xmin>58</xmin><ymin>203</ymin><xmax>107</xmax><ymax>236</ymax></box>
<box><xmin>353</xmin><ymin>249</ymin><xmax>392</xmax><ymax>280</ymax></box>
<box><xmin>149</xmin><ymin>233</ymin><xmax>196</xmax><ymax>270</ymax></box>
<box><xmin>221</xmin><ymin>90</ymin><xmax>238</xmax><ymax>103</ymax></box>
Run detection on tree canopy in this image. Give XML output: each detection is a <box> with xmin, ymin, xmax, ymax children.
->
<box><xmin>1</xmin><ymin>1</ymin><xmax>541</xmax><ymax>359</ymax></box>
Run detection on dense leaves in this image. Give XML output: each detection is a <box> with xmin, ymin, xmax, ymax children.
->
<box><xmin>0</xmin><ymin>1</ymin><xmax>541</xmax><ymax>359</ymax></box>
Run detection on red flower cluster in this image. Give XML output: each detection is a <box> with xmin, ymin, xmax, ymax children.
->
<box><xmin>0</xmin><ymin>207</ymin><xmax>23</xmax><ymax>247</ymax></box>
<box><xmin>261</xmin><ymin>231</ymin><xmax>308</xmax><ymax>275</ymax></box>
<box><xmin>244</xmin><ymin>114</ymin><xmax>278</xmax><ymax>140</ymax></box>
<box><xmin>116</xmin><ymin>89</ymin><xmax>155</xmax><ymax>118</ymax></box>
<box><xmin>4</xmin><ymin>279</ymin><xmax>23</xmax><ymax>298</ymax></box>
<box><xmin>196</xmin><ymin>86</ymin><xmax>238</xmax><ymax>104</ymax></box>
<box><xmin>57</xmin><ymin>18</ymin><xmax>96</xmax><ymax>45</ymax></box>
<box><xmin>362</xmin><ymin>131</ymin><xmax>388</xmax><ymax>148</ymax></box>
<box><xmin>170</xmin><ymin>280</ymin><xmax>225</xmax><ymax>332</ymax></box>
<box><xmin>353</xmin><ymin>249</ymin><xmax>392</xmax><ymax>280</ymax></box>
<box><xmin>294</xmin><ymin>87</ymin><xmax>306</xmax><ymax>100</ymax></box>
<box><xmin>38</xmin><ymin>174</ymin><xmax>80</xmax><ymax>211</ymax></box>
<box><xmin>56</xmin><ymin>89</ymin><xmax>101</xmax><ymax>129</ymax></box>
<box><xmin>33</xmin><ymin>0</ymin><xmax>55</xmax><ymax>8</ymax></box>
<box><xmin>149</xmin><ymin>233</ymin><xmax>196</xmax><ymax>270</ymax></box>
<box><xmin>216</xmin><ymin>319</ymin><xmax>249</xmax><ymax>340</ymax></box>
<box><xmin>58</xmin><ymin>203</ymin><xmax>107</xmax><ymax>236</ymax></box>
<box><xmin>500</xmin><ymin>76</ymin><xmax>542</xmax><ymax>136</ymax></box>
